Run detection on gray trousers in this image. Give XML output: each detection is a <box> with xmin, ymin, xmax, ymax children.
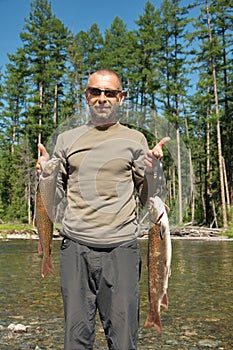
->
<box><xmin>60</xmin><ymin>237</ymin><xmax>141</xmax><ymax>350</ymax></box>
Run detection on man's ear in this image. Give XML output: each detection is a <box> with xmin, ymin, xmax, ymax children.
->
<box><xmin>119</xmin><ymin>90</ymin><xmax>125</xmax><ymax>105</ymax></box>
<box><xmin>85</xmin><ymin>89</ymin><xmax>89</xmax><ymax>105</ymax></box>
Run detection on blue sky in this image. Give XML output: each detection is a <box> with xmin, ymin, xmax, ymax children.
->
<box><xmin>0</xmin><ymin>0</ymin><xmax>153</xmax><ymax>71</ymax></box>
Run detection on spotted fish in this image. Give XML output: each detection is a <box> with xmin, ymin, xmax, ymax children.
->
<box><xmin>34</xmin><ymin>158</ymin><xmax>60</xmax><ymax>278</ymax></box>
<box><xmin>144</xmin><ymin>195</ymin><xmax>172</xmax><ymax>334</ymax></box>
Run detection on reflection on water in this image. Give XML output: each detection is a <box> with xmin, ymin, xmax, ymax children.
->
<box><xmin>0</xmin><ymin>239</ymin><xmax>233</xmax><ymax>349</ymax></box>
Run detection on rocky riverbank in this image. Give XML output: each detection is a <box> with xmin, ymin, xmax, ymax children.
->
<box><xmin>0</xmin><ymin>228</ymin><xmax>60</xmax><ymax>240</ymax></box>
<box><xmin>1</xmin><ymin>225</ymin><xmax>231</xmax><ymax>240</ymax></box>
<box><xmin>139</xmin><ymin>224</ymin><xmax>232</xmax><ymax>240</ymax></box>
<box><xmin>170</xmin><ymin>225</ymin><xmax>230</xmax><ymax>240</ymax></box>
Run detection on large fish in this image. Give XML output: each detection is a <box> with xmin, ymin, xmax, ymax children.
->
<box><xmin>34</xmin><ymin>158</ymin><xmax>60</xmax><ymax>278</ymax></box>
<box><xmin>144</xmin><ymin>195</ymin><xmax>172</xmax><ymax>334</ymax></box>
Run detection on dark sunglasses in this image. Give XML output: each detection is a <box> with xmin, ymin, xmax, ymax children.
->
<box><xmin>87</xmin><ymin>87</ymin><xmax>122</xmax><ymax>98</ymax></box>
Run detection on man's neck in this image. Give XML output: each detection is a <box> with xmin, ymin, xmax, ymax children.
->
<box><xmin>90</xmin><ymin>120</ymin><xmax>118</xmax><ymax>129</ymax></box>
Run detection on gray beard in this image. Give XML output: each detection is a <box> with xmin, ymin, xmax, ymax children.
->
<box><xmin>89</xmin><ymin>103</ymin><xmax>120</xmax><ymax>126</ymax></box>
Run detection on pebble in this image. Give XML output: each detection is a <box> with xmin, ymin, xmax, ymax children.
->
<box><xmin>7</xmin><ymin>323</ymin><xmax>29</xmax><ymax>333</ymax></box>
<box><xmin>198</xmin><ymin>339</ymin><xmax>222</xmax><ymax>348</ymax></box>
<box><xmin>165</xmin><ymin>339</ymin><xmax>179</xmax><ymax>346</ymax></box>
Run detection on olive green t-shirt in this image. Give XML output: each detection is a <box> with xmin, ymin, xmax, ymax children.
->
<box><xmin>53</xmin><ymin>122</ymin><xmax>155</xmax><ymax>247</ymax></box>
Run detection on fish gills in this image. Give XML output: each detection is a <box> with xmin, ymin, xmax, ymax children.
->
<box><xmin>35</xmin><ymin>158</ymin><xmax>60</xmax><ymax>278</ymax></box>
<box><xmin>144</xmin><ymin>197</ymin><xmax>172</xmax><ymax>334</ymax></box>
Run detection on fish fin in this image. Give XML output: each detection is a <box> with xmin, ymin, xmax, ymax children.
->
<box><xmin>159</xmin><ymin>226</ymin><xmax>164</xmax><ymax>240</ymax></box>
<box><xmin>41</xmin><ymin>256</ymin><xmax>54</xmax><ymax>278</ymax></box>
<box><xmin>144</xmin><ymin>312</ymin><xmax>162</xmax><ymax>334</ymax></box>
<box><xmin>38</xmin><ymin>240</ymin><xmax>43</xmax><ymax>255</ymax></box>
<box><xmin>161</xmin><ymin>293</ymin><xmax>168</xmax><ymax>309</ymax></box>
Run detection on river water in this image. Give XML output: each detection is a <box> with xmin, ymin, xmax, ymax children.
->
<box><xmin>0</xmin><ymin>238</ymin><xmax>233</xmax><ymax>349</ymax></box>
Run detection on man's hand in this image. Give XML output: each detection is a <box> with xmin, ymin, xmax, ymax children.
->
<box><xmin>36</xmin><ymin>143</ymin><xmax>50</xmax><ymax>176</ymax></box>
<box><xmin>144</xmin><ymin>137</ymin><xmax>170</xmax><ymax>174</ymax></box>
<box><xmin>152</xmin><ymin>137</ymin><xmax>171</xmax><ymax>159</ymax></box>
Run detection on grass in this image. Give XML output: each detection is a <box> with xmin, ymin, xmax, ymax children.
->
<box><xmin>222</xmin><ymin>209</ymin><xmax>233</xmax><ymax>238</ymax></box>
<box><xmin>222</xmin><ymin>223</ymin><xmax>233</xmax><ymax>239</ymax></box>
<box><xmin>0</xmin><ymin>223</ymin><xmax>34</xmax><ymax>231</ymax></box>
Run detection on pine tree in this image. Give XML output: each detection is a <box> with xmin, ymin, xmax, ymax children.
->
<box><xmin>101</xmin><ymin>17</ymin><xmax>130</xmax><ymax>77</ymax></box>
<box><xmin>20</xmin><ymin>0</ymin><xmax>70</xmax><ymax>156</ymax></box>
<box><xmin>68</xmin><ymin>24</ymin><xmax>103</xmax><ymax>118</ymax></box>
<box><xmin>156</xmin><ymin>0</ymin><xmax>191</xmax><ymax>223</ymax></box>
<box><xmin>135</xmin><ymin>1</ymin><xmax>161</xmax><ymax>108</ymax></box>
<box><xmin>191</xmin><ymin>0</ymin><xmax>232</xmax><ymax>227</ymax></box>
<box><xmin>0</xmin><ymin>0</ymin><xmax>71</xmax><ymax>222</ymax></box>
<box><xmin>2</xmin><ymin>49</ymin><xmax>28</xmax><ymax>154</ymax></box>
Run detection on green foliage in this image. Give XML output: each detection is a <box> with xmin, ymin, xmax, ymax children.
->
<box><xmin>222</xmin><ymin>208</ymin><xmax>233</xmax><ymax>238</ymax></box>
<box><xmin>0</xmin><ymin>223</ymin><xmax>34</xmax><ymax>230</ymax></box>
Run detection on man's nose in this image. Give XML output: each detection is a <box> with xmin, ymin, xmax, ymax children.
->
<box><xmin>98</xmin><ymin>91</ymin><xmax>107</xmax><ymax>102</ymax></box>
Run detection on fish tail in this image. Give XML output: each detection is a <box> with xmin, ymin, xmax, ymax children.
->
<box><xmin>38</xmin><ymin>240</ymin><xmax>43</xmax><ymax>255</ymax></box>
<box><xmin>161</xmin><ymin>293</ymin><xmax>168</xmax><ymax>309</ymax></box>
<box><xmin>144</xmin><ymin>312</ymin><xmax>162</xmax><ymax>334</ymax></box>
<box><xmin>41</xmin><ymin>256</ymin><xmax>54</xmax><ymax>278</ymax></box>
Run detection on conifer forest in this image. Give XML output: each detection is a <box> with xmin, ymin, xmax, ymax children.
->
<box><xmin>0</xmin><ymin>0</ymin><xmax>232</xmax><ymax>228</ymax></box>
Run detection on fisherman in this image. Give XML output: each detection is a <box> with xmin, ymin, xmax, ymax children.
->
<box><xmin>36</xmin><ymin>69</ymin><xmax>166</xmax><ymax>350</ymax></box>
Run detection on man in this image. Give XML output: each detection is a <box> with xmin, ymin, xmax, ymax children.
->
<box><xmin>36</xmin><ymin>69</ymin><xmax>165</xmax><ymax>349</ymax></box>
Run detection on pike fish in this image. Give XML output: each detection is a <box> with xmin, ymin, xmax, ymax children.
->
<box><xmin>144</xmin><ymin>195</ymin><xmax>172</xmax><ymax>334</ymax></box>
<box><xmin>34</xmin><ymin>158</ymin><xmax>60</xmax><ymax>278</ymax></box>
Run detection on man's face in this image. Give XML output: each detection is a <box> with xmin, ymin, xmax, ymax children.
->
<box><xmin>85</xmin><ymin>73</ymin><xmax>124</xmax><ymax>126</ymax></box>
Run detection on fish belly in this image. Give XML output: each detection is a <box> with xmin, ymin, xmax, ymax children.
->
<box><xmin>144</xmin><ymin>221</ymin><xmax>171</xmax><ymax>334</ymax></box>
<box><xmin>35</xmin><ymin>187</ymin><xmax>54</xmax><ymax>278</ymax></box>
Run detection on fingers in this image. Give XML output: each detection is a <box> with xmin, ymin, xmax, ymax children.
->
<box><xmin>144</xmin><ymin>150</ymin><xmax>158</xmax><ymax>173</ymax></box>
<box><xmin>152</xmin><ymin>137</ymin><xmax>170</xmax><ymax>159</ymax></box>
<box><xmin>35</xmin><ymin>162</ymin><xmax>42</xmax><ymax>175</ymax></box>
<box><xmin>145</xmin><ymin>137</ymin><xmax>170</xmax><ymax>173</ymax></box>
<box><xmin>36</xmin><ymin>143</ymin><xmax>50</xmax><ymax>175</ymax></box>
<box><xmin>157</xmin><ymin>137</ymin><xmax>171</xmax><ymax>148</ymax></box>
<box><xmin>38</xmin><ymin>143</ymin><xmax>50</xmax><ymax>160</ymax></box>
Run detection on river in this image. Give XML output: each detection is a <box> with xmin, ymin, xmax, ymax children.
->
<box><xmin>0</xmin><ymin>238</ymin><xmax>233</xmax><ymax>349</ymax></box>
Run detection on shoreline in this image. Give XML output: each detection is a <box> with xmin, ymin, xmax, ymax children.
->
<box><xmin>0</xmin><ymin>227</ymin><xmax>232</xmax><ymax>241</ymax></box>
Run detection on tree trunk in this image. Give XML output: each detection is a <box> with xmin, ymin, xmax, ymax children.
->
<box><xmin>185</xmin><ymin>117</ymin><xmax>195</xmax><ymax>223</ymax></box>
<box><xmin>38</xmin><ymin>81</ymin><xmax>43</xmax><ymax>158</ymax></box>
<box><xmin>53</xmin><ymin>82</ymin><xmax>58</xmax><ymax>127</ymax></box>
<box><xmin>205</xmin><ymin>105</ymin><xmax>211</xmax><ymax>226</ymax></box>
<box><xmin>176</xmin><ymin>121</ymin><xmax>182</xmax><ymax>223</ymax></box>
<box><xmin>206</xmin><ymin>0</ymin><xmax>227</xmax><ymax>228</ymax></box>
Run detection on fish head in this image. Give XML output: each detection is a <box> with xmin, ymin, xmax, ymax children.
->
<box><xmin>149</xmin><ymin>196</ymin><xmax>168</xmax><ymax>224</ymax></box>
<box><xmin>36</xmin><ymin>158</ymin><xmax>61</xmax><ymax>223</ymax></box>
<box><xmin>40</xmin><ymin>158</ymin><xmax>60</xmax><ymax>179</ymax></box>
